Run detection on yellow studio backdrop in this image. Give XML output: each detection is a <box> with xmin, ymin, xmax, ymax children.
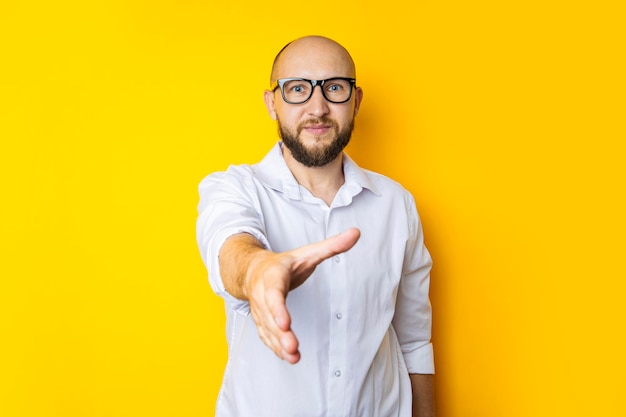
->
<box><xmin>1</xmin><ymin>1</ymin><xmax>624</xmax><ymax>416</ymax></box>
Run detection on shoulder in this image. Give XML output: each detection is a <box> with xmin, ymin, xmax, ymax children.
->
<box><xmin>197</xmin><ymin>164</ymin><xmax>261</xmax><ymax>213</ymax></box>
<box><xmin>357</xmin><ymin>168</ymin><xmax>422</xmax><ymax>235</ymax></box>
<box><xmin>198</xmin><ymin>164</ymin><xmax>261</xmax><ymax>198</ymax></box>
<box><xmin>361</xmin><ymin>168</ymin><xmax>415</xmax><ymax>203</ymax></box>
<box><xmin>199</xmin><ymin>164</ymin><xmax>255</xmax><ymax>187</ymax></box>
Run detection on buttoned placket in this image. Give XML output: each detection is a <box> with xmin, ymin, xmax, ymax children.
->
<box><xmin>325</xmin><ymin>203</ymin><xmax>349</xmax><ymax>417</ymax></box>
<box><xmin>297</xmin><ymin>182</ymin><xmax>358</xmax><ymax>416</ymax></box>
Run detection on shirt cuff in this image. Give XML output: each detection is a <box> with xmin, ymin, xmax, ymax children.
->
<box><xmin>403</xmin><ymin>342</ymin><xmax>435</xmax><ymax>374</ymax></box>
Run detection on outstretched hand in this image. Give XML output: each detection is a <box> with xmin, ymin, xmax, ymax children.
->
<box><xmin>245</xmin><ymin>228</ymin><xmax>361</xmax><ymax>364</ymax></box>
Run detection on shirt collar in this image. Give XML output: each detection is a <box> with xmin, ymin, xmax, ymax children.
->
<box><xmin>253</xmin><ymin>142</ymin><xmax>381</xmax><ymax>201</ymax></box>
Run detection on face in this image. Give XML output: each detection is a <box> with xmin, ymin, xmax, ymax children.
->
<box><xmin>277</xmin><ymin>113</ymin><xmax>354</xmax><ymax>167</ymax></box>
<box><xmin>264</xmin><ymin>37</ymin><xmax>363</xmax><ymax>167</ymax></box>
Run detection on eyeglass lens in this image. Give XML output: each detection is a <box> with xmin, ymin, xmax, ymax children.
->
<box><xmin>281</xmin><ymin>79</ymin><xmax>353</xmax><ymax>104</ymax></box>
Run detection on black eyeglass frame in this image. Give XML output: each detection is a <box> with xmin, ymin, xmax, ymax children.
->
<box><xmin>271</xmin><ymin>77</ymin><xmax>357</xmax><ymax>104</ymax></box>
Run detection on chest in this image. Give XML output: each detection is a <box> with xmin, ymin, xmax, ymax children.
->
<box><xmin>256</xmin><ymin>189</ymin><xmax>411</xmax><ymax>307</ymax></box>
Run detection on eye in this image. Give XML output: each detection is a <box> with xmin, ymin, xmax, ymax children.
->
<box><xmin>326</xmin><ymin>83</ymin><xmax>343</xmax><ymax>92</ymax></box>
<box><xmin>285</xmin><ymin>80</ymin><xmax>310</xmax><ymax>95</ymax></box>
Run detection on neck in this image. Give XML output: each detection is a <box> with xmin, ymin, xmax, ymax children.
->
<box><xmin>282</xmin><ymin>147</ymin><xmax>345</xmax><ymax>206</ymax></box>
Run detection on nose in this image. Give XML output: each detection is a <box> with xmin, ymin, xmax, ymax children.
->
<box><xmin>305</xmin><ymin>85</ymin><xmax>330</xmax><ymax>117</ymax></box>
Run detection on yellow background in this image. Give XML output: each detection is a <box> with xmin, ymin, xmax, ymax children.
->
<box><xmin>1</xmin><ymin>1</ymin><xmax>625</xmax><ymax>416</ymax></box>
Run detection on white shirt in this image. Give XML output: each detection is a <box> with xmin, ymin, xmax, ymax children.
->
<box><xmin>197</xmin><ymin>143</ymin><xmax>434</xmax><ymax>417</ymax></box>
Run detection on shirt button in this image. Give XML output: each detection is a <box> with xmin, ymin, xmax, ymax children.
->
<box><xmin>334</xmin><ymin>370</ymin><xmax>342</xmax><ymax>377</ymax></box>
<box><xmin>333</xmin><ymin>256</ymin><xmax>341</xmax><ymax>263</ymax></box>
<box><xmin>336</xmin><ymin>313</ymin><xmax>343</xmax><ymax>320</ymax></box>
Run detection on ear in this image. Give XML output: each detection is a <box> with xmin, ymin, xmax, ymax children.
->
<box><xmin>264</xmin><ymin>90</ymin><xmax>277</xmax><ymax>121</ymax></box>
<box><xmin>353</xmin><ymin>86</ymin><xmax>363</xmax><ymax>117</ymax></box>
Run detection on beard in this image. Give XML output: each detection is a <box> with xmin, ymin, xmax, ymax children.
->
<box><xmin>278</xmin><ymin>116</ymin><xmax>354</xmax><ymax>168</ymax></box>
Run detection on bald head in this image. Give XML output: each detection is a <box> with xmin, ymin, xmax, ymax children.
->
<box><xmin>270</xmin><ymin>36</ymin><xmax>356</xmax><ymax>85</ymax></box>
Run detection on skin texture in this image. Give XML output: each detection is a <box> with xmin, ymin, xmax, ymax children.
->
<box><xmin>220</xmin><ymin>228</ymin><xmax>361</xmax><ymax>363</ymax></box>
<box><xmin>263</xmin><ymin>36</ymin><xmax>363</xmax><ymax>204</ymax></box>
<box><xmin>219</xmin><ymin>36</ymin><xmax>435</xmax><ymax>417</ymax></box>
<box><xmin>411</xmin><ymin>373</ymin><xmax>435</xmax><ymax>417</ymax></box>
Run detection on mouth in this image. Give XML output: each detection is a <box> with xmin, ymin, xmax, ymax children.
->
<box><xmin>305</xmin><ymin>126</ymin><xmax>330</xmax><ymax>134</ymax></box>
<box><xmin>302</xmin><ymin>124</ymin><xmax>332</xmax><ymax>136</ymax></box>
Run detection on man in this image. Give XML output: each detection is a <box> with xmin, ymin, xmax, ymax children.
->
<box><xmin>197</xmin><ymin>36</ymin><xmax>435</xmax><ymax>417</ymax></box>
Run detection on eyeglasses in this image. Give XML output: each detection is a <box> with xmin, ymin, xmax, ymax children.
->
<box><xmin>271</xmin><ymin>77</ymin><xmax>356</xmax><ymax>104</ymax></box>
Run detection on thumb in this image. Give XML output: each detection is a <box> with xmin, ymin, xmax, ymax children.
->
<box><xmin>294</xmin><ymin>227</ymin><xmax>361</xmax><ymax>266</ymax></box>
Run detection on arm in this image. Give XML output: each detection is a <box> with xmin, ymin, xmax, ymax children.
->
<box><xmin>219</xmin><ymin>228</ymin><xmax>361</xmax><ymax>364</ymax></box>
<box><xmin>410</xmin><ymin>373</ymin><xmax>435</xmax><ymax>417</ymax></box>
<box><xmin>395</xmin><ymin>194</ymin><xmax>435</xmax><ymax>416</ymax></box>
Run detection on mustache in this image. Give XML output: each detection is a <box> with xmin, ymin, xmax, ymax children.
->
<box><xmin>296</xmin><ymin>117</ymin><xmax>338</xmax><ymax>133</ymax></box>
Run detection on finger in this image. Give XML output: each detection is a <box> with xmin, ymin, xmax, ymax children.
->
<box><xmin>250</xmin><ymin>292</ymin><xmax>284</xmax><ymax>349</ymax></box>
<box><xmin>253</xmin><ymin>306</ymin><xmax>289</xmax><ymax>359</ymax></box>
<box><xmin>254</xmin><ymin>287</ymin><xmax>299</xmax><ymax>357</ymax></box>
<box><xmin>266</xmin><ymin>287</ymin><xmax>291</xmax><ymax>331</ymax></box>
<box><xmin>248</xmin><ymin>264</ymin><xmax>301</xmax><ymax>363</ymax></box>
<box><xmin>281</xmin><ymin>344</ymin><xmax>301</xmax><ymax>364</ymax></box>
<box><xmin>279</xmin><ymin>331</ymin><xmax>299</xmax><ymax>357</ymax></box>
<box><xmin>255</xmin><ymin>316</ymin><xmax>300</xmax><ymax>362</ymax></box>
<box><xmin>292</xmin><ymin>227</ymin><xmax>361</xmax><ymax>266</ymax></box>
<box><xmin>265</xmin><ymin>289</ymin><xmax>301</xmax><ymax>357</ymax></box>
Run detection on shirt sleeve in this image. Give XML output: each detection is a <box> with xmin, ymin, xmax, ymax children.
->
<box><xmin>196</xmin><ymin>167</ymin><xmax>270</xmax><ymax>315</ymax></box>
<box><xmin>392</xmin><ymin>192</ymin><xmax>435</xmax><ymax>374</ymax></box>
